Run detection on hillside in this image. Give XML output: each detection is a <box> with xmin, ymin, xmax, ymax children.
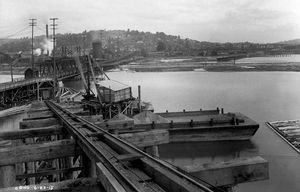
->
<box><xmin>0</xmin><ymin>29</ymin><xmax>299</xmax><ymax>57</ymax></box>
<box><xmin>276</xmin><ymin>39</ymin><xmax>300</xmax><ymax>45</ymax></box>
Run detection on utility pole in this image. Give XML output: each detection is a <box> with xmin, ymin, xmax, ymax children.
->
<box><xmin>46</xmin><ymin>24</ymin><xmax>49</xmax><ymax>56</ymax></box>
<box><xmin>29</xmin><ymin>18</ymin><xmax>36</xmax><ymax>69</ymax></box>
<box><xmin>50</xmin><ymin>18</ymin><xmax>58</xmax><ymax>97</ymax></box>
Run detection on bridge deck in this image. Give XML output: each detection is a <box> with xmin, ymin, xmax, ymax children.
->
<box><xmin>0</xmin><ymin>77</ymin><xmax>53</xmax><ymax>92</ymax></box>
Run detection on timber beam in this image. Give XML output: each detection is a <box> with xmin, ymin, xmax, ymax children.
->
<box><xmin>0</xmin><ymin>139</ymin><xmax>82</xmax><ymax>166</ymax></box>
<box><xmin>22</xmin><ymin>114</ymin><xmax>54</xmax><ymax>121</ymax></box>
<box><xmin>0</xmin><ymin>125</ymin><xmax>63</xmax><ymax>141</ymax></box>
<box><xmin>183</xmin><ymin>156</ymin><xmax>269</xmax><ymax>187</ymax></box>
<box><xmin>118</xmin><ymin>129</ymin><xmax>169</xmax><ymax>147</ymax></box>
<box><xmin>19</xmin><ymin>118</ymin><xmax>59</xmax><ymax>129</ymax></box>
<box><xmin>0</xmin><ymin>177</ymin><xmax>102</xmax><ymax>192</ymax></box>
<box><xmin>16</xmin><ymin>167</ymin><xmax>83</xmax><ymax>179</ymax></box>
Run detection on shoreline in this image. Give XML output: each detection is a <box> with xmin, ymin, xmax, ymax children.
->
<box><xmin>122</xmin><ymin>63</ymin><xmax>300</xmax><ymax>72</ymax></box>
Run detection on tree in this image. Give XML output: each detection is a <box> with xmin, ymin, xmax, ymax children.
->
<box><xmin>156</xmin><ymin>41</ymin><xmax>166</xmax><ymax>51</ymax></box>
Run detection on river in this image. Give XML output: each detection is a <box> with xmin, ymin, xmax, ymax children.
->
<box><xmin>1</xmin><ymin>70</ymin><xmax>300</xmax><ymax>191</ymax></box>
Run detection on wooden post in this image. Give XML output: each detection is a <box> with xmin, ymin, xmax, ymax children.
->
<box><xmin>82</xmin><ymin>154</ymin><xmax>97</xmax><ymax>178</ymax></box>
<box><xmin>13</xmin><ymin>140</ymin><xmax>24</xmax><ymax>186</ymax></box>
<box><xmin>0</xmin><ymin>165</ymin><xmax>16</xmax><ymax>187</ymax></box>
<box><xmin>145</xmin><ymin>145</ymin><xmax>159</xmax><ymax>158</ymax></box>
<box><xmin>37</xmin><ymin>82</ymin><xmax>40</xmax><ymax>101</ymax></box>
<box><xmin>138</xmin><ymin>85</ymin><xmax>141</xmax><ymax>112</ymax></box>
<box><xmin>25</xmin><ymin>138</ymin><xmax>35</xmax><ymax>185</ymax></box>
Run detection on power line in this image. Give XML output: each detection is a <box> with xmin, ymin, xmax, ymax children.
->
<box><xmin>29</xmin><ymin>18</ymin><xmax>36</xmax><ymax>69</ymax></box>
<box><xmin>0</xmin><ymin>26</ymin><xmax>30</xmax><ymax>39</ymax></box>
<box><xmin>36</xmin><ymin>25</ymin><xmax>46</xmax><ymax>33</ymax></box>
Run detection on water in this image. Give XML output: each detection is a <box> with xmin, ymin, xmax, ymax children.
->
<box><xmin>0</xmin><ymin>75</ymin><xmax>23</xmax><ymax>83</ymax></box>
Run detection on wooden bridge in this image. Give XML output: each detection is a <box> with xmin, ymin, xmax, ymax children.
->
<box><xmin>0</xmin><ymin>77</ymin><xmax>54</xmax><ymax>109</ymax></box>
<box><xmin>0</xmin><ymin>100</ymin><xmax>214</xmax><ymax>192</ymax></box>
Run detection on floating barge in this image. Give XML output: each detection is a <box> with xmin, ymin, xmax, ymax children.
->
<box><xmin>108</xmin><ymin>109</ymin><xmax>260</xmax><ymax>143</ymax></box>
<box><xmin>267</xmin><ymin>120</ymin><xmax>300</xmax><ymax>153</ymax></box>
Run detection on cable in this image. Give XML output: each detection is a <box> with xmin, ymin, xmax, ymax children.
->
<box><xmin>0</xmin><ymin>26</ymin><xmax>30</xmax><ymax>39</ymax></box>
<box><xmin>36</xmin><ymin>26</ymin><xmax>46</xmax><ymax>33</ymax></box>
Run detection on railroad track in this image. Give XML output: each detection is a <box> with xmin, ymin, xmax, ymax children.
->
<box><xmin>45</xmin><ymin>100</ymin><xmax>213</xmax><ymax>192</ymax></box>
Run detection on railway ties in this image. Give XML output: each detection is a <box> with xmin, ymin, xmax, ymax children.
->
<box><xmin>45</xmin><ymin>100</ymin><xmax>213</xmax><ymax>192</ymax></box>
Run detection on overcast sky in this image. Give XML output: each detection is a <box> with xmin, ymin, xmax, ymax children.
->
<box><xmin>0</xmin><ymin>0</ymin><xmax>299</xmax><ymax>43</ymax></box>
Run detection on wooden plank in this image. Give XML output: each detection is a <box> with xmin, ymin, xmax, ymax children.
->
<box><xmin>183</xmin><ymin>156</ymin><xmax>269</xmax><ymax>187</ymax></box>
<box><xmin>0</xmin><ymin>125</ymin><xmax>63</xmax><ymax>141</ymax></box>
<box><xmin>116</xmin><ymin>153</ymin><xmax>143</xmax><ymax>162</ymax></box>
<box><xmin>119</xmin><ymin>130</ymin><xmax>169</xmax><ymax>147</ymax></box>
<box><xmin>16</xmin><ymin>167</ymin><xmax>83</xmax><ymax>179</ymax></box>
<box><xmin>22</xmin><ymin>114</ymin><xmax>54</xmax><ymax>121</ymax></box>
<box><xmin>0</xmin><ymin>177</ymin><xmax>101</xmax><ymax>192</ymax></box>
<box><xmin>19</xmin><ymin>118</ymin><xmax>59</xmax><ymax>129</ymax></box>
<box><xmin>95</xmin><ymin>162</ymin><xmax>127</xmax><ymax>192</ymax></box>
<box><xmin>87</xmin><ymin>132</ymin><xmax>104</xmax><ymax>137</ymax></box>
<box><xmin>169</xmin><ymin>125</ymin><xmax>258</xmax><ymax>142</ymax></box>
<box><xmin>96</xmin><ymin>119</ymin><xmax>134</xmax><ymax>130</ymax></box>
<box><xmin>0</xmin><ymin>166</ymin><xmax>16</xmax><ymax>188</ymax></box>
<box><xmin>156</xmin><ymin>110</ymin><xmax>220</xmax><ymax>118</ymax></box>
<box><xmin>141</xmin><ymin>158</ymin><xmax>211</xmax><ymax>192</ymax></box>
<box><xmin>0</xmin><ymin>139</ymin><xmax>82</xmax><ymax>166</ymax></box>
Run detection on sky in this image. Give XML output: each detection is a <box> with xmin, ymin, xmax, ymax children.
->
<box><xmin>0</xmin><ymin>0</ymin><xmax>299</xmax><ymax>43</ymax></box>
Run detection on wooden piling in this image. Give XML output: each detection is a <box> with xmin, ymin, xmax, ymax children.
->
<box><xmin>138</xmin><ymin>85</ymin><xmax>141</xmax><ymax>112</ymax></box>
<box><xmin>145</xmin><ymin>145</ymin><xmax>159</xmax><ymax>158</ymax></box>
<box><xmin>0</xmin><ymin>165</ymin><xmax>16</xmax><ymax>187</ymax></box>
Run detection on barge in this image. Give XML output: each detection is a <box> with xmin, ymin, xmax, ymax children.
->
<box><xmin>267</xmin><ymin>120</ymin><xmax>300</xmax><ymax>153</ymax></box>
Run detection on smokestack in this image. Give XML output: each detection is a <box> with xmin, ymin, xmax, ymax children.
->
<box><xmin>46</xmin><ymin>24</ymin><xmax>49</xmax><ymax>56</ymax></box>
<box><xmin>92</xmin><ymin>41</ymin><xmax>102</xmax><ymax>59</ymax></box>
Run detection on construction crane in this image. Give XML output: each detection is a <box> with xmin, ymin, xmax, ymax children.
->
<box><xmin>74</xmin><ymin>54</ymin><xmax>151</xmax><ymax>119</ymax></box>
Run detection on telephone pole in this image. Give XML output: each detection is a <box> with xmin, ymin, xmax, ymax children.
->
<box><xmin>46</xmin><ymin>24</ymin><xmax>49</xmax><ymax>56</ymax></box>
<box><xmin>50</xmin><ymin>18</ymin><xmax>58</xmax><ymax>96</ymax></box>
<box><xmin>29</xmin><ymin>18</ymin><xmax>36</xmax><ymax>69</ymax></box>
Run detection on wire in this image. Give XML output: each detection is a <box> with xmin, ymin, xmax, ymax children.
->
<box><xmin>36</xmin><ymin>26</ymin><xmax>46</xmax><ymax>33</ymax></box>
<box><xmin>0</xmin><ymin>26</ymin><xmax>30</xmax><ymax>39</ymax></box>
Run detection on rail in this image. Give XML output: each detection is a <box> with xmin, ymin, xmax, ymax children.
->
<box><xmin>45</xmin><ymin>100</ymin><xmax>214</xmax><ymax>192</ymax></box>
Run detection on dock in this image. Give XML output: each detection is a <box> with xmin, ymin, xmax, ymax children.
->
<box><xmin>0</xmin><ymin>101</ymin><xmax>214</xmax><ymax>192</ymax></box>
<box><xmin>0</xmin><ymin>101</ymin><xmax>268</xmax><ymax>191</ymax></box>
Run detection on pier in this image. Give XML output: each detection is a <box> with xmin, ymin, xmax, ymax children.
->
<box><xmin>0</xmin><ymin>101</ymin><xmax>214</xmax><ymax>192</ymax></box>
<box><xmin>0</xmin><ymin>101</ymin><xmax>268</xmax><ymax>191</ymax></box>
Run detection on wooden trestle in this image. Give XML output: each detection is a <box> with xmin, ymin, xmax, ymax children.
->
<box><xmin>0</xmin><ymin>78</ymin><xmax>54</xmax><ymax>109</ymax></box>
<box><xmin>0</xmin><ymin>101</ymin><xmax>214</xmax><ymax>192</ymax></box>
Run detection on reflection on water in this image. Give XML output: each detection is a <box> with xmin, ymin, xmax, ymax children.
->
<box><xmin>160</xmin><ymin>140</ymin><xmax>258</xmax><ymax>167</ymax></box>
